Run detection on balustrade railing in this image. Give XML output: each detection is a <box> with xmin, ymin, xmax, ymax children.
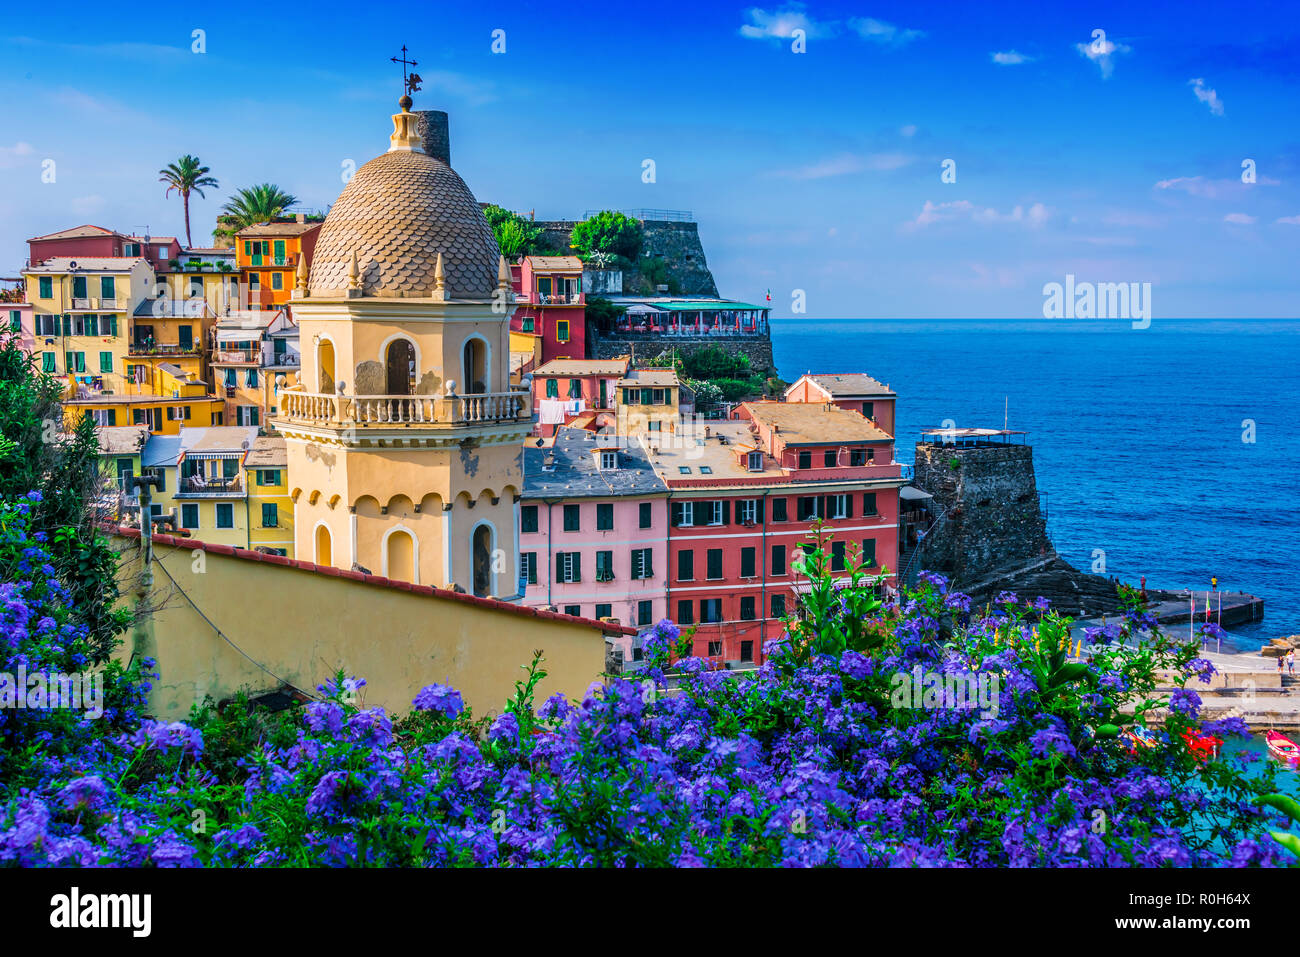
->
<box><xmin>278</xmin><ymin>389</ymin><xmax>528</xmax><ymax>427</ymax></box>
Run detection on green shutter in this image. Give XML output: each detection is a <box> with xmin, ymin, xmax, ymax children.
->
<box><xmin>107</xmin><ymin>315</ymin><xmax>118</xmax><ymax>337</ymax></box>
<box><xmin>262</xmin><ymin>503</ymin><xmax>277</xmax><ymax>527</ymax></box>
<box><xmin>42</xmin><ymin>352</ymin><xmax>56</xmax><ymax>373</ymax></box>
<box><xmin>99</xmin><ymin>351</ymin><xmax>112</xmax><ymax>372</ymax></box>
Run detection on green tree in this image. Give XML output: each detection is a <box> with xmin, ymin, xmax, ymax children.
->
<box><xmin>214</xmin><ymin>184</ymin><xmax>299</xmax><ymax>247</ymax></box>
<box><xmin>483</xmin><ymin>205</ymin><xmax>542</xmax><ymax>258</ymax></box>
<box><xmin>584</xmin><ymin>296</ymin><xmax>627</xmax><ymax>331</ymax></box>
<box><xmin>0</xmin><ymin>337</ymin><xmax>128</xmax><ymax>661</ymax></box>
<box><xmin>159</xmin><ymin>155</ymin><xmax>219</xmax><ymax>249</ymax></box>
<box><xmin>571</xmin><ymin>211</ymin><xmax>642</xmax><ymax>261</ymax></box>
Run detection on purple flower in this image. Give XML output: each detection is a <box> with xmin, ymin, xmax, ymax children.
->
<box><xmin>413</xmin><ymin>683</ymin><xmax>463</xmax><ymax>719</ymax></box>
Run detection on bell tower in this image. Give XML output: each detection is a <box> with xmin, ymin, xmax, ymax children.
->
<box><xmin>274</xmin><ymin>97</ymin><xmax>528</xmax><ymax>597</ymax></box>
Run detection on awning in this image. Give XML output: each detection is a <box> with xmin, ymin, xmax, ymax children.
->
<box><xmin>623</xmin><ymin>303</ymin><xmax>661</xmax><ymax>315</ymax></box>
<box><xmin>900</xmin><ymin>486</ymin><xmax>933</xmax><ymax>501</ymax></box>
<box><xmin>215</xmin><ymin>327</ymin><xmax>264</xmax><ymax>342</ymax></box>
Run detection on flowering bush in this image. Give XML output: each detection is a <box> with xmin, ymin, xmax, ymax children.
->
<box><xmin>0</xmin><ymin>500</ymin><xmax>1296</xmax><ymax>867</ymax></box>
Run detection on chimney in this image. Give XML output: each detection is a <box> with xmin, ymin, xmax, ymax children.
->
<box><xmin>414</xmin><ymin>110</ymin><xmax>451</xmax><ymax>165</ymax></box>
<box><xmin>295</xmin><ymin>213</ymin><xmax>305</xmax><ymax>224</ymax></box>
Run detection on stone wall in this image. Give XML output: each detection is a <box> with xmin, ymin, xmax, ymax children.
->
<box><xmin>590</xmin><ymin>332</ymin><xmax>775</xmax><ymax>374</ymax></box>
<box><xmin>531</xmin><ymin>219</ymin><xmax>719</xmax><ymax>297</ymax></box>
<box><xmin>913</xmin><ymin>443</ymin><xmax>1052</xmax><ymax>583</ymax></box>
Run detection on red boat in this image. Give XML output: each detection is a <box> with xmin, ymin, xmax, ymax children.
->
<box><xmin>1265</xmin><ymin>730</ymin><xmax>1300</xmax><ymax>763</ymax></box>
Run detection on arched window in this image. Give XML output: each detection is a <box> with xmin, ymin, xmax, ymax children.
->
<box><xmin>385</xmin><ymin>338</ymin><xmax>415</xmax><ymax>395</ymax></box>
<box><xmin>471</xmin><ymin>524</ymin><xmax>493</xmax><ymax>597</ymax></box>
<box><xmin>317</xmin><ymin>339</ymin><xmax>335</xmax><ymax>393</ymax></box>
<box><xmin>385</xmin><ymin>528</ymin><xmax>416</xmax><ymax>583</ymax></box>
<box><xmin>315</xmin><ymin>524</ymin><xmax>333</xmax><ymax>566</ymax></box>
<box><xmin>462</xmin><ymin>337</ymin><xmax>488</xmax><ymax>394</ymax></box>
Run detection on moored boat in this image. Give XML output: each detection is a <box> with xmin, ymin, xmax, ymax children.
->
<box><xmin>1265</xmin><ymin>730</ymin><xmax>1299</xmax><ymax>763</ymax></box>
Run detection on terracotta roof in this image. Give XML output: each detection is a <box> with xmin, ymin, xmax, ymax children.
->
<box><xmin>745</xmin><ymin>401</ymin><xmax>892</xmax><ymax>445</ymax></box>
<box><xmin>25</xmin><ymin>256</ymin><xmax>145</xmax><ymax>273</ymax></box>
<box><xmin>94</xmin><ymin>425</ymin><xmax>151</xmax><ymax>455</ymax></box>
<box><xmin>112</xmin><ymin>524</ymin><xmax>635</xmax><ymax>635</ymax></box>
<box><xmin>525</xmin><ymin>255</ymin><xmax>582</xmax><ymax>272</ymax></box>
<box><xmin>243</xmin><ymin>435</ymin><xmax>287</xmax><ymax>467</ymax></box>
<box><xmin>309</xmin><ymin>149</ymin><xmax>499</xmax><ymax>299</ymax></box>
<box><xmin>27</xmin><ymin>224</ymin><xmax>118</xmax><ymax>242</ymax></box>
<box><xmin>618</xmin><ymin>368</ymin><xmax>679</xmax><ymax>388</ymax></box>
<box><xmin>237</xmin><ymin>221</ymin><xmax>321</xmax><ymax>237</ymax></box>
<box><xmin>534</xmin><ymin>357</ymin><xmax>630</xmax><ymax>377</ymax></box>
<box><xmin>804</xmin><ymin>373</ymin><xmax>895</xmax><ymax>398</ymax></box>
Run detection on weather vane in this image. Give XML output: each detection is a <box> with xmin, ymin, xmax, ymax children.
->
<box><xmin>391</xmin><ymin>45</ymin><xmax>422</xmax><ymax>99</ymax></box>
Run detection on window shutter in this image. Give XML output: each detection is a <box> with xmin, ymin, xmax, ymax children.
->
<box><xmin>845</xmin><ymin>494</ymin><xmax>854</xmax><ymax>518</ymax></box>
<box><xmin>643</xmin><ymin>552</ymin><xmax>653</xmax><ymax>579</ymax></box>
<box><xmin>721</xmin><ymin>501</ymin><xmax>730</xmax><ymax>525</ymax></box>
<box><xmin>818</xmin><ymin>495</ymin><xmax>827</xmax><ymax>519</ymax></box>
<box><xmin>555</xmin><ymin>553</ymin><xmax>565</xmax><ymax>583</ymax></box>
<box><xmin>572</xmin><ymin>553</ymin><xmax>581</xmax><ymax>582</ymax></box>
<box><xmin>756</xmin><ymin>499</ymin><xmax>765</xmax><ymax>524</ymax></box>
<box><xmin>631</xmin><ymin>550</ymin><xmax>641</xmax><ymax>579</ymax></box>
<box><xmin>62</xmin><ymin>314</ymin><xmax>71</xmax><ymax>336</ymax></box>
<box><xmin>671</xmin><ymin>501</ymin><xmax>682</xmax><ymax>527</ymax></box>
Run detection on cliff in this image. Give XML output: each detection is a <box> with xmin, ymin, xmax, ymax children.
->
<box><xmin>531</xmin><ymin>218</ymin><xmax>719</xmax><ymax>298</ymax></box>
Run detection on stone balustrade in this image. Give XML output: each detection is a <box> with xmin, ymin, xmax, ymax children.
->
<box><xmin>277</xmin><ymin>388</ymin><xmax>528</xmax><ymax>427</ymax></box>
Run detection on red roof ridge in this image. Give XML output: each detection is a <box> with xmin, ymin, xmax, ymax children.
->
<box><xmin>111</xmin><ymin>525</ymin><xmax>636</xmax><ymax>635</ymax></box>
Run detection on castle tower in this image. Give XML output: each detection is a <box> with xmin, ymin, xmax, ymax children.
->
<box><xmin>274</xmin><ymin>96</ymin><xmax>527</xmax><ymax>597</ymax></box>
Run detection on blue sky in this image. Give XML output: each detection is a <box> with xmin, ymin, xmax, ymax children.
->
<box><xmin>1</xmin><ymin>0</ymin><xmax>1297</xmax><ymax>317</ymax></box>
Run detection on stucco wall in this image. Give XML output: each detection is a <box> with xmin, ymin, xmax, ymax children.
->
<box><xmin>113</xmin><ymin>531</ymin><xmax>621</xmax><ymax>720</ymax></box>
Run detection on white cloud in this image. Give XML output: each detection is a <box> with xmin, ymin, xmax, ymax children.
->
<box><xmin>1155</xmin><ymin>175</ymin><xmax>1278</xmax><ymax>199</ymax></box>
<box><xmin>1223</xmin><ymin>213</ymin><xmax>1256</xmax><ymax>224</ymax></box>
<box><xmin>906</xmin><ymin>199</ymin><xmax>1049</xmax><ymax>230</ymax></box>
<box><xmin>1277</xmin><ymin>215</ymin><xmax>1300</xmax><ymax>225</ymax></box>
<box><xmin>0</xmin><ymin>142</ymin><xmax>35</xmax><ymax>168</ymax></box>
<box><xmin>847</xmin><ymin>17</ymin><xmax>925</xmax><ymax>46</ymax></box>
<box><xmin>991</xmin><ymin>50</ymin><xmax>1034</xmax><ymax>65</ymax></box>
<box><xmin>1075</xmin><ymin>33</ymin><xmax>1131</xmax><ymax>78</ymax></box>
<box><xmin>739</xmin><ymin>4</ymin><xmax>836</xmax><ymax>40</ymax></box>
<box><xmin>900</xmin><ymin>124</ymin><xmax>917</xmax><ymax>138</ymax></box>
<box><xmin>771</xmin><ymin>151</ymin><xmax>913</xmax><ymax>180</ymax></box>
<box><xmin>1189</xmin><ymin>78</ymin><xmax>1224</xmax><ymax>116</ymax></box>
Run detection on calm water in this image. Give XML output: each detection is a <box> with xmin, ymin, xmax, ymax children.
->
<box><xmin>771</xmin><ymin>318</ymin><xmax>1300</xmax><ymax>650</ymax></box>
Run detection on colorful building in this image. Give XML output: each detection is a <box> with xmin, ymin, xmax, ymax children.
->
<box><xmin>235</xmin><ymin>219</ymin><xmax>321</xmax><ymax>312</ymax></box>
<box><xmin>210</xmin><ymin>310</ymin><xmax>295</xmax><ymax>426</ymax></box>
<box><xmin>651</xmin><ymin>399</ymin><xmax>903</xmax><ymax>665</ymax></box>
<box><xmin>519</xmin><ymin>427</ymin><xmax>668</xmax><ymax>627</ymax></box>
<box><xmin>27</xmin><ymin>225</ymin><xmax>182</xmax><ymax>273</ymax></box>
<box><xmin>273</xmin><ymin>97</ymin><xmax>530</xmax><ymax>595</ymax></box>
<box><xmin>616</xmin><ymin>367</ymin><xmax>683</xmax><ymax>438</ymax></box>
<box><xmin>784</xmin><ymin>372</ymin><xmax>896</xmax><ymax>437</ymax></box>
<box><xmin>2</xmin><ymin>280</ymin><xmax>33</xmax><ymax>352</ymax></box>
<box><xmin>244</xmin><ymin>436</ymin><xmax>295</xmax><ymax>557</ymax></box>
<box><xmin>24</xmin><ymin>257</ymin><xmax>152</xmax><ymax>393</ymax></box>
<box><xmin>510</xmin><ymin>255</ymin><xmax>586</xmax><ymax>363</ymax></box>
<box><xmin>63</xmin><ymin>362</ymin><xmax>223</xmax><ymax>434</ymax></box>
<box><xmin>530</xmin><ymin>356</ymin><xmax>628</xmax><ymax>436</ymax></box>
<box><xmin>92</xmin><ymin>424</ymin><xmax>153</xmax><ymax>523</ymax></box>
<box><xmin>161</xmin><ymin>426</ymin><xmax>261</xmax><ymax>547</ymax></box>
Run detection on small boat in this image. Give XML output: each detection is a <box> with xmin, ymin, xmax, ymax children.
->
<box><xmin>1124</xmin><ymin>726</ymin><xmax>1159</xmax><ymax>752</ymax></box>
<box><xmin>1265</xmin><ymin>730</ymin><xmax>1300</xmax><ymax>762</ymax></box>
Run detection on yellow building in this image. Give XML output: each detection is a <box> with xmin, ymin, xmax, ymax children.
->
<box><xmin>131</xmin><ymin>253</ymin><xmax>237</xmax><ymax>385</ymax></box>
<box><xmin>92</xmin><ymin>424</ymin><xmax>152</xmax><ymax>523</ymax></box>
<box><xmin>616</xmin><ymin>367</ymin><xmax>682</xmax><ymax>438</ymax></box>
<box><xmin>273</xmin><ymin>97</ymin><xmax>530</xmax><ymax>595</ymax></box>
<box><xmin>210</xmin><ymin>310</ymin><xmax>300</xmax><ymax>426</ymax></box>
<box><xmin>245</xmin><ymin>435</ymin><xmax>295</xmax><ymax>556</ymax></box>
<box><xmin>63</xmin><ymin>363</ymin><xmax>224</xmax><ymax>434</ymax></box>
<box><xmin>24</xmin><ymin>257</ymin><xmax>151</xmax><ymax>394</ymax></box>
<box><xmin>143</xmin><ymin>425</ymin><xmax>261</xmax><ymax>547</ymax></box>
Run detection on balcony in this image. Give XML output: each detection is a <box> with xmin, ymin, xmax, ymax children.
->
<box><xmin>277</xmin><ymin>388</ymin><xmax>529</xmax><ymax>429</ymax></box>
<box><xmin>128</xmin><ymin>342</ymin><xmax>201</xmax><ymax>358</ymax></box>
<box><xmin>176</xmin><ymin>474</ymin><xmax>245</xmax><ymax>498</ymax></box>
<box><xmin>213</xmin><ymin>349</ymin><xmax>259</xmax><ymax>365</ymax></box>
<box><xmin>264</xmin><ymin>351</ymin><xmax>300</xmax><ymax>368</ymax></box>
<box><xmin>518</xmin><ymin>290</ymin><xmax>584</xmax><ymax>306</ymax></box>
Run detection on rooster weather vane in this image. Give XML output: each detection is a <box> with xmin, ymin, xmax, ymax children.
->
<box><xmin>391</xmin><ymin>45</ymin><xmax>422</xmax><ymax>99</ymax></box>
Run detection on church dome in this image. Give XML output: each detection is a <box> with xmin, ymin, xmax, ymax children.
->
<box><xmin>308</xmin><ymin>111</ymin><xmax>500</xmax><ymax>299</ymax></box>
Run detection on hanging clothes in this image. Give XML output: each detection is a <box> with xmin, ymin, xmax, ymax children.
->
<box><xmin>539</xmin><ymin>399</ymin><xmax>567</xmax><ymax>424</ymax></box>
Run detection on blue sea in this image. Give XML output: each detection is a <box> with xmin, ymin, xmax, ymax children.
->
<box><xmin>771</xmin><ymin>318</ymin><xmax>1300</xmax><ymax>652</ymax></box>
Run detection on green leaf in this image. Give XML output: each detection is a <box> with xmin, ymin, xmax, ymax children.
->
<box><xmin>1255</xmin><ymin>793</ymin><xmax>1300</xmax><ymax>823</ymax></box>
<box><xmin>1268</xmin><ymin>830</ymin><xmax>1300</xmax><ymax>859</ymax></box>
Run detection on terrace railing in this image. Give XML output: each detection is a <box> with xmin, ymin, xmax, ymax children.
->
<box><xmin>278</xmin><ymin>389</ymin><xmax>529</xmax><ymax>428</ymax></box>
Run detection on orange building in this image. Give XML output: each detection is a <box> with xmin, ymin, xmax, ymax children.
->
<box><xmin>235</xmin><ymin>219</ymin><xmax>322</xmax><ymax>311</ymax></box>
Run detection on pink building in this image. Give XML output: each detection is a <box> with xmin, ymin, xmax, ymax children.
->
<box><xmin>784</xmin><ymin>372</ymin><xmax>896</xmax><ymax>438</ymax></box>
<box><xmin>530</xmin><ymin>356</ymin><xmax>629</xmax><ymax>436</ymax></box>
<box><xmin>511</xmin><ymin>255</ymin><xmax>586</xmax><ymax>363</ymax></box>
<box><xmin>2</xmin><ymin>282</ymin><xmax>33</xmax><ymax>352</ymax></box>
<box><xmin>520</xmin><ymin>427</ymin><xmax>668</xmax><ymax>630</ymax></box>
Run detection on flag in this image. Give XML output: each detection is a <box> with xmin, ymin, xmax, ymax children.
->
<box><xmin>765</xmin><ymin>288</ymin><xmax>772</xmax><ymax>302</ymax></box>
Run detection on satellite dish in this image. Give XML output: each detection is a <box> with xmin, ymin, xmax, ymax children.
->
<box><xmin>69</xmin><ymin>260</ymin><xmax>78</xmax><ymax>269</ymax></box>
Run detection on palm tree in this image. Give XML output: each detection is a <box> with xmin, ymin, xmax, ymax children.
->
<box><xmin>159</xmin><ymin>155</ymin><xmax>219</xmax><ymax>249</ymax></box>
<box><xmin>213</xmin><ymin>184</ymin><xmax>299</xmax><ymax>247</ymax></box>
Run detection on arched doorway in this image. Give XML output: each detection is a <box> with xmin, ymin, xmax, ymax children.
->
<box><xmin>471</xmin><ymin>524</ymin><xmax>493</xmax><ymax>597</ymax></box>
<box><xmin>462</xmin><ymin>337</ymin><xmax>488</xmax><ymax>394</ymax></box>
<box><xmin>385</xmin><ymin>338</ymin><xmax>415</xmax><ymax>395</ymax></box>
<box><xmin>315</xmin><ymin>524</ymin><xmax>333</xmax><ymax>566</ymax></box>
<box><xmin>317</xmin><ymin>339</ymin><xmax>335</xmax><ymax>393</ymax></box>
<box><xmin>385</xmin><ymin>528</ymin><xmax>416</xmax><ymax>583</ymax></box>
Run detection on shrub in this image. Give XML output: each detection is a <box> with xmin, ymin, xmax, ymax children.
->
<box><xmin>572</xmin><ymin>211</ymin><xmax>642</xmax><ymax>261</ymax></box>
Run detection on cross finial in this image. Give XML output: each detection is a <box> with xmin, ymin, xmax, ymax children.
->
<box><xmin>390</xmin><ymin>45</ymin><xmax>422</xmax><ymax>102</ymax></box>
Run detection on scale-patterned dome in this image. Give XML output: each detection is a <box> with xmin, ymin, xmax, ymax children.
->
<box><xmin>309</xmin><ymin>147</ymin><xmax>499</xmax><ymax>299</ymax></box>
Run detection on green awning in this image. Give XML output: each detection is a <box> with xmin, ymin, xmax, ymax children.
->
<box><xmin>653</xmin><ymin>301</ymin><xmax>764</xmax><ymax>311</ymax></box>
